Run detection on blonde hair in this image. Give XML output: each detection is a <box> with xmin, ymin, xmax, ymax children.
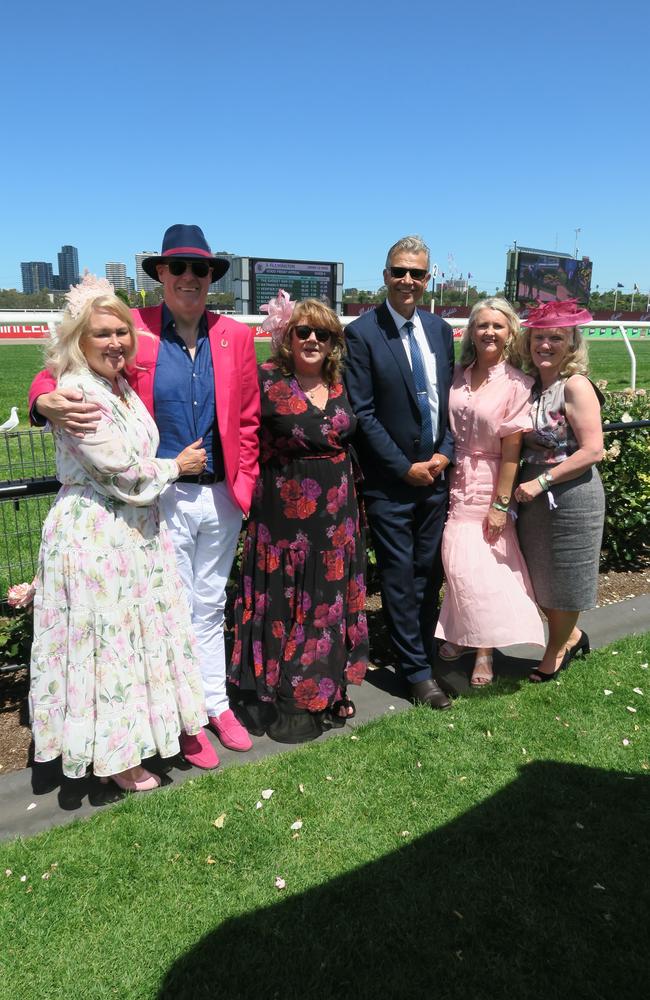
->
<box><xmin>272</xmin><ymin>299</ymin><xmax>345</xmax><ymax>386</ymax></box>
<box><xmin>460</xmin><ymin>297</ymin><xmax>521</xmax><ymax>367</ymax></box>
<box><xmin>46</xmin><ymin>295</ymin><xmax>136</xmax><ymax>379</ymax></box>
<box><xmin>517</xmin><ymin>325</ymin><xmax>589</xmax><ymax>378</ymax></box>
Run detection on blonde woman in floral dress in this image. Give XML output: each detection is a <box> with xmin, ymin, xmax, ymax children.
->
<box><xmin>29</xmin><ymin>276</ymin><xmax>208</xmax><ymax>791</ymax></box>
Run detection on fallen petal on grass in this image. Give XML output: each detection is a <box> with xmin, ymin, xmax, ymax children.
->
<box><xmin>298</xmin><ymin>783</ymin><xmax>305</xmax><ymax>794</ymax></box>
<box><xmin>593</xmin><ymin>883</ymin><xmax>606</xmax><ymax>891</ymax></box>
<box><xmin>261</xmin><ymin>789</ymin><xmax>274</xmax><ymax>800</ymax></box>
<box><xmin>626</xmin><ymin>706</ymin><xmax>637</xmax><ymax>713</ymax></box>
<box><xmin>5</xmin><ymin>869</ymin><xmax>12</xmax><ymax>876</ymax></box>
<box><xmin>622</xmin><ymin>739</ymin><xmax>631</xmax><ymax>746</ymax></box>
<box><xmin>274</xmin><ymin>877</ymin><xmax>286</xmax><ymax>890</ymax></box>
<box><xmin>604</xmin><ymin>690</ymin><xmax>613</xmax><ymax>696</ymax></box>
<box><xmin>206</xmin><ymin>856</ymin><xmax>216</xmax><ymax>865</ymax></box>
<box><xmin>213</xmin><ymin>814</ymin><xmax>226</xmax><ymax>829</ymax></box>
<box><xmin>290</xmin><ymin>820</ymin><xmax>303</xmax><ymax>831</ymax></box>
<box><xmin>632</xmin><ymin>687</ymin><xmax>644</xmax><ymax>695</ymax></box>
<box><xmin>255</xmin><ymin>801</ymin><xmax>263</xmax><ymax>809</ymax></box>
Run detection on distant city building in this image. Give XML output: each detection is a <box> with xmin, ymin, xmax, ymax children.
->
<box><xmin>105</xmin><ymin>262</ymin><xmax>128</xmax><ymax>290</ymax></box>
<box><xmin>126</xmin><ymin>276</ymin><xmax>135</xmax><ymax>295</ymax></box>
<box><xmin>57</xmin><ymin>245</ymin><xmax>79</xmax><ymax>289</ymax></box>
<box><xmin>21</xmin><ymin>261</ymin><xmax>54</xmax><ymax>294</ymax></box>
<box><xmin>210</xmin><ymin>252</ymin><xmax>236</xmax><ymax>295</ymax></box>
<box><xmin>135</xmin><ymin>252</ymin><xmax>158</xmax><ymax>292</ymax></box>
<box><xmin>435</xmin><ymin>277</ymin><xmax>468</xmax><ymax>292</ymax></box>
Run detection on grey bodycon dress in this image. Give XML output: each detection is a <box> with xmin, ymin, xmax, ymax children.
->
<box><xmin>517</xmin><ymin>376</ymin><xmax>605</xmax><ymax>611</ymax></box>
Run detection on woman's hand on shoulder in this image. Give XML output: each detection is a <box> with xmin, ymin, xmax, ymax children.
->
<box><xmin>37</xmin><ymin>387</ymin><xmax>101</xmax><ymax>436</ymax></box>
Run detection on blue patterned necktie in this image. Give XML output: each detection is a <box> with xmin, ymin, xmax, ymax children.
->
<box><xmin>404</xmin><ymin>320</ymin><xmax>434</xmax><ymax>457</ymax></box>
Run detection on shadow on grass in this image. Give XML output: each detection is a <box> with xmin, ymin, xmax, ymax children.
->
<box><xmin>158</xmin><ymin>760</ymin><xmax>649</xmax><ymax>1000</ymax></box>
<box><xmin>30</xmin><ymin>751</ymin><xmax>190</xmax><ymax>811</ymax></box>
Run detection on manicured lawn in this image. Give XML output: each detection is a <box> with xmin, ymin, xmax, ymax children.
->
<box><xmin>1</xmin><ymin>340</ymin><xmax>648</xmax><ymax>429</ymax></box>
<box><xmin>2</xmin><ymin>632</ymin><xmax>648</xmax><ymax>1000</ymax></box>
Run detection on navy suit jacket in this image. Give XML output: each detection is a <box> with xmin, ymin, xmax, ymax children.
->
<box><xmin>344</xmin><ymin>302</ymin><xmax>455</xmax><ymax>501</ymax></box>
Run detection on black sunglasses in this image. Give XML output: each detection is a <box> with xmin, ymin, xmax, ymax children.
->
<box><xmin>389</xmin><ymin>266</ymin><xmax>429</xmax><ymax>281</ymax></box>
<box><xmin>293</xmin><ymin>325</ymin><xmax>332</xmax><ymax>343</ymax></box>
<box><xmin>165</xmin><ymin>260</ymin><xmax>212</xmax><ymax>278</ymax></box>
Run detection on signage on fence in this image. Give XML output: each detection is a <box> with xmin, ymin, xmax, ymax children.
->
<box><xmin>0</xmin><ymin>323</ymin><xmax>51</xmax><ymax>339</ymax></box>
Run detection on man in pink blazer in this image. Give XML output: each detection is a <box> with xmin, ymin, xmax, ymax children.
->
<box><xmin>29</xmin><ymin>225</ymin><xmax>260</xmax><ymax>770</ymax></box>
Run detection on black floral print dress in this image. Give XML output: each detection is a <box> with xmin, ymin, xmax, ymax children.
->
<box><xmin>229</xmin><ymin>362</ymin><xmax>368</xmax><ymax>728</ymax></box>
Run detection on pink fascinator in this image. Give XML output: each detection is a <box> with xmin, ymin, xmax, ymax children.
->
<box><xmin>522</xmin><ymin>299</ymin><xmax>592</xmax><ymax>328</ymax></box>
<box><xmin>260</xmin><ymin>289</ymin><xmax>296</xmax><ymax>349</ymax></box>
<box><xmin>65</xmin><ymin>270</ymin><xmax>115</xmax><ymax>319</ymax></box>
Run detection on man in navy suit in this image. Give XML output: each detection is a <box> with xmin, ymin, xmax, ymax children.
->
<box><xmin>344</xmin><ymin>236</ymin><xmax>455</xmax><ymax>709</ymax></box>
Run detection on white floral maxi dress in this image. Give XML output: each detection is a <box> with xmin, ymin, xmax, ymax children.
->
<box><xmin>29</xmin><ymin>369</ymin><xmax>207</xmax><ymax>779</ymax></box>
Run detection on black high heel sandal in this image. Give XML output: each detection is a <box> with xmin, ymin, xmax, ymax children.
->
<box><xmin>565</xmin><ymin>630</ymin><xmax>590</xmax><ymax>665</ymax></box>
<box><xmin>529</xmin><ymin>648</ymin><xmax>571</xmax><ymax>683</ymax></box>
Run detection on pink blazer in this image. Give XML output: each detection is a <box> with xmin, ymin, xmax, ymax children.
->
<box><xmin>29</xmin><ymin>306</ymin><xmax>261</xmax><ymax>515</ymax></box>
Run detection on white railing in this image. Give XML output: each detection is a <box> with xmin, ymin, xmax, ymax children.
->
<box><xmin>2</xmin><ymin>313</ymin><xmax>646</xmax><ymax>390</ymax></box>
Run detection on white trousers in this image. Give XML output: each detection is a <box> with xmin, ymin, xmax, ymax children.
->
<box><xmin>160</xmin><ymin>481</ymin><xmax>242</xmax><ymax>717</ymax></box>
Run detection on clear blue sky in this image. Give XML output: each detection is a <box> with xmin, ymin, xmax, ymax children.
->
<box><xmin>3</xmin><ymin>0</ymin><xmax>648</xmax><ymax>295</ymax></box>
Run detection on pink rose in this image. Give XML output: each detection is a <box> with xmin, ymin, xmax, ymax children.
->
<box><xmin>7</xmin><ymin>582</ymin><xmax>35</xmax><ymax>608</ymax></box>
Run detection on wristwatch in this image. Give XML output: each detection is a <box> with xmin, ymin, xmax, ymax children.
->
<box><xmin>495</xmin><ymin>494</ymin><xmax>510</xmax><ymax>506</ymax></box>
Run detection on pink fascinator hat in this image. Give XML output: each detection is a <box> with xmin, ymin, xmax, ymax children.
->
<box><xmin>522</xmin><ymin>299</ymin><xmax>592</xmax><ymax>328</ymax></box>
<box><xmin>64</xmin><ymin>270</ymin><xmax>115</xmax><ymax>318</ymax></box>
<box><xmin>260</xmin><ymin>289</ymin><xmax>296</xmax><ymax>349</ymax></box>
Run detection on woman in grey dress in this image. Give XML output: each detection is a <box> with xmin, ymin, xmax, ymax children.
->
<box><xmin>514</xmin><ymin>300</ymin><xmax>605</xmax><ymax>682</ymax></box>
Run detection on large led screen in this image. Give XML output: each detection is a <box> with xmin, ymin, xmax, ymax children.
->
<box><xmin>250</xmin><ymin>258</ymin><xmax>336</xmax><ymax>312</ymax></box>
<box><xmin>516</xmin><ymin>251</ymin><xmax>592</xmax><ymax>303</ymax></box>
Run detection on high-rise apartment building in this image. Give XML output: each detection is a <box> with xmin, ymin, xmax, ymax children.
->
<box><xmin>210</xmin><ymin>252</ymin><xmax>236</xmax><ymax>295</ymax></box>
<box><xmin>21</xmin><ymin>261</ymin><xmax>54</xmax><ymax>294</ymax></box>
<box><xmin>57</xmin><ymin>245</ymin><xmax>79</xmax><ymax>289</ymax></box>
<box><xmin>135</xmin><ymin>252</ymin><xmax>158</xmax><ymax>292</ymax></box>
<box><xmin>105</xmin><ymin>262</ymin><xmax>128</xmax><ymax>290</ymax></box>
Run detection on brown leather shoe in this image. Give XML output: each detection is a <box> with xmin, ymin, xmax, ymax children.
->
<box><xmin>410</xmin><ymin>678</ymin><xmax>452</xmax><ymax>710</ymax></box>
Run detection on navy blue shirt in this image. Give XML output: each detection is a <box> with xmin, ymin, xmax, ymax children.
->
<box><xmin>153</xmin><ymin>305</ymin><xmax>224</xmax><ymax>478</ymax></box>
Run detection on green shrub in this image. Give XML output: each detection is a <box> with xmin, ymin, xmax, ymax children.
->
<box><xmin>599</xmin><ymin>387</ymin><xmax>650</xmax><ymax>569</ymax></box>
<box><xmin>0</xmin><ymin>610</ymin><xmax>33</xmax><ymax>668</ymax></box>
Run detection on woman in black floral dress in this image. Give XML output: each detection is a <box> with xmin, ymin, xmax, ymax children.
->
<box><xmin>228</xmin><ymin>297</ymin><xmax>368</xmax><ymax>743</ymax></box>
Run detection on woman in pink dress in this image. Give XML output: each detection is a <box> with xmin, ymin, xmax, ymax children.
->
<box><xmin>435</xmin><ymin>299</ymin><xmax>545</xmax><ymax>685</ymax></box>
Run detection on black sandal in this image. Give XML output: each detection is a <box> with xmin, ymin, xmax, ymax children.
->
<box><xmin>529</xmin><ymin>648</ymin><xmax>571</xmax><ymax>683</ymax></box>
<box><xmin>326</xmin><ymin>698</ymin><xmax>356</xmax><ymax>728</ymax></box>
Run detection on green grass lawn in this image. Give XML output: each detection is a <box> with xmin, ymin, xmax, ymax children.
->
<box><xmin>1</xmin><ymin>339</ymin><xmax>648</xmax><ymax>429</ymax></box>
<box><xmin>1</xmin><ymin>632</ymin><xmax>649</xmax><ymax>1000</ymax></box>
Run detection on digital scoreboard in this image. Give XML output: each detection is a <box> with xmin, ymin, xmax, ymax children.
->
<box><xmin>234</xmin><ymin>257</ymin><xmax>343</xmax><ymax>314</ymax></box>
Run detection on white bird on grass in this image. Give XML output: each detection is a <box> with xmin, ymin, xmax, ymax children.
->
<box><xmin>0</xmin><ymin>407</ymin><xmax>19</xmax><ymax>433</ymax></box>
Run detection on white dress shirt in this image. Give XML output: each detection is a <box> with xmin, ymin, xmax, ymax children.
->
<box><xmin>386</xmin><ymin>299</ymin><xmax>439</xmax><ymax>442</ymax></box>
